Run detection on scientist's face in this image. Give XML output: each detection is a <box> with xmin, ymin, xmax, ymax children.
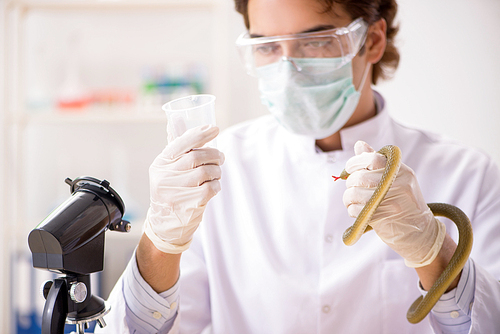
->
<box><xmin>247</xmin><ymin>0</ymin><xmax>369</xmax><ymax>90</ymax></box>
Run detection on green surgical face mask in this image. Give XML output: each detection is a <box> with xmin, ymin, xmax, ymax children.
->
<box><xmin>257</xmin><ymin>57</ymin><xmax>368</xmax><ymax>140</ymax></box>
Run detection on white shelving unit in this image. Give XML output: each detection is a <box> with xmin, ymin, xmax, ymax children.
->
<box><xmin>2</xmin><ymin>0</ymin><xmax>231</xmax><ymax>332</ymax></box>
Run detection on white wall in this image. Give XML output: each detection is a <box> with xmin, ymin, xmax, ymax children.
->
<box><xmin>225</xmin><ymin>4</ymin><xmax>269</xmax><ymax>126</ymax></box>
<box><xmin>375</xmin><ymin>0</ymin><xmax>500</xmax><ymax>163</ymax></box>
<box><xmin>0</xmin><ymin>0</ymin><xmax>8</xmax><ymax>332</ymax></box>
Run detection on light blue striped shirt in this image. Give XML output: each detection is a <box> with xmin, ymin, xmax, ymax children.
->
<box><xmin>420</xmin><ymin>258</ymin><xmax>475</xmax><ymax>334</ymax></box>
<box><xmin>123</xmin><ymin>252</ymin><xmax>180</xmax><ymax>333</ymax></box>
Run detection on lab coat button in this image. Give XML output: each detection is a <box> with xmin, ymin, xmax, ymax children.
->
<box><xmin>170</xmin><ymin>301</ymin><xmax>177</xmax><ymax>310</ymax></box>
<box><xmin>327</xmin><ymin>155</ymin><xmax>337</xmax><ymax>163</ymax></box>
<box><xmin>153</xmin><ymin>311</ymin><xmax>162</xmax><ymax>319</ymax></box>
<box><xmin>450</xmin><ymin>311</ymin><xmax>460</xmax><ymax>318</ymax></box>
<box><xmin>325</xmin><ymin>234</ymin><xmax>333</xmax><ymax>243</ymax></box>
<box><xmin>469</xmin><ymin>302</ymin><xmax>473</xmax><ymax>310</ymax></box>
<box><xmin>322</xmin><ymin>305</ymin><xmax>331</xmax><ymax>313</ymax></box>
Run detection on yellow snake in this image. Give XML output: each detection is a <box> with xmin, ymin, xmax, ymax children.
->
<box><xmin>336</xmin><ymin>145</ymin><xmax>473</xmax><ymax>324</ymax></box>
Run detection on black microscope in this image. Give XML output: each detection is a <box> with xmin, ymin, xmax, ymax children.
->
<box><xmin>28</xmin><ymin>176</ymin><xmax>131</xmax><ymax>334</ymax></box>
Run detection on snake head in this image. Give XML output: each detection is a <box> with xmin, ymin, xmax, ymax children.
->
<box><xmin>332</xmin><ymin>170</ymin><xmax>350</xmax><ymax>181</ymax></box>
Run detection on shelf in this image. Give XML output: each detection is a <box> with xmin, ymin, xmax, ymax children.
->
<box><xmin>17</xmin><ymin>107</ymin><xmax>167</xmax><ymax>124</ymax></box>
<box><xmin>8</xmin><ymin>0</ymin><xmax>220</xmax><ymax>10</ymax></box>
<box><xmin>15</xmin><ymin>105</ymin><xmax>228</xmax><ymax>126</ymax></box>
<box><xmin>2</xmin><ymin>1</ymin><xmax>231</xmax><ymax>332</ymax></box>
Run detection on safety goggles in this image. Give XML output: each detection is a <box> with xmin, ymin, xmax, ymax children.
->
<box><xmin>235</xmin><ymin>17</ymin><xmax>369</xmax><ymax>77</ymax></box>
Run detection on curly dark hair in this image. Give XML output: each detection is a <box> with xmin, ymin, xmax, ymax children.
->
<box><xmin>233</xmin><ymin>0</ymin><xmax>400</xmax><ymax>85</ymax></box>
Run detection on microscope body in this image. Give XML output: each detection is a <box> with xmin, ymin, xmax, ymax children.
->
<box><xmin>28</xmin><ymin>177</ymin><xmax>131</xmax><ymax>334</ymax></box>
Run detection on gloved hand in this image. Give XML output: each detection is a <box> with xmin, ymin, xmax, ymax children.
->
<box><xmin>144</xmin><ymin>124</ymin><xmax>225</xmax><ymax>254</ymax></box>
<box><xmin>342</xmin><ymin>141</ymin><xmax>446</xmax><ymax>268</ymax></box>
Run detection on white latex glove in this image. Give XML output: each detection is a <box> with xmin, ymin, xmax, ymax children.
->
<box><xmin>342</xmin><ymin>141</ymin><xmax>446</xmax><ymax>268</ymax></box>
<box><xmin>144</xmin><ymin>124</ymin><xmax>224</xmax><ymax>254</ymax></box>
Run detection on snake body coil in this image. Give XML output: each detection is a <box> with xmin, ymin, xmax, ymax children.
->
<box><xmin>340</xmin><ymin>145</ymin><xmax>473</xmax><ymax>324</ymax></box>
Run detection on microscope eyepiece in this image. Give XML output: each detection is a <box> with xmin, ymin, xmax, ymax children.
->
<box><xmin>28</xmin><ymin>176</ymin><xmax>129</xmax><ymax>275</ymax></box>
<box><xmin>29</xmin><ymin>176</ymin><xmax>128</xmax><ymax>333</ymax></box>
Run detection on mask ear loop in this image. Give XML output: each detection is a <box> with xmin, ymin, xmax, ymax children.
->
<box><xmin>356</xmin><ymin>62</ymin><xmax>371</xmax><ymax>93</ymax></box>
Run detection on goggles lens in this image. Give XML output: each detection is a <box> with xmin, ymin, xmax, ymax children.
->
<box><xmin>236</xmin><ymin>18</ymin><xmax>368</xmax><ymax>77</ymax></box>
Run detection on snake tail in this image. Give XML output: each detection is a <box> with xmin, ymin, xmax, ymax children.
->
<box><xmin>406</xmin><ymin>203</ymin><xmax>473</xmax><ymax>324</ymax></box>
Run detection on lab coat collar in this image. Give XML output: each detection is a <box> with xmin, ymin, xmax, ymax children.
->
<box><xmin>339</xmin><ymin>90</ymin><xmax>391</xmax><ymax>154</ymax></box>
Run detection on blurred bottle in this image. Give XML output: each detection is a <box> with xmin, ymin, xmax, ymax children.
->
<box><xmin>26</xmin><ymin>43</ymin><xmax>52</xmax><ymax>111</ymax></box>
<box><xmin>56</xmin><ymin>31</ymin><xmax>91</xmax><ymax>110</ymax></box>
<box><xmin>137</xmin><ymin>62</ymin><xmax>208</xmax><ymax>114</ymax></box>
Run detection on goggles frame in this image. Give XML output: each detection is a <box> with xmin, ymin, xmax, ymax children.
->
<box><xmin>236</xmin><ymin>17</ymin><xmax>369</xmax><ymax>77</ymax></box>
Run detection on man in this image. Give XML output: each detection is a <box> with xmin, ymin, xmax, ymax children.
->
<box><xmin>99</xmin><ymin>0</ymin><xmax>500</xmax><ymax>332</ymax></box>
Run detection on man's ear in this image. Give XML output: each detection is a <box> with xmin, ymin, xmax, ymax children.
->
<box><xmin>365</xmin><ymin>18</ymin><xmax>387</xmax><ymax>64</ymax></box>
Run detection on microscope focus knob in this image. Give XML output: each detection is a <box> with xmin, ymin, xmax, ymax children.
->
<box><xmin>70</xmin><ymin>282</ymin><xmax>88</xmax><ymax>303</ymax></box>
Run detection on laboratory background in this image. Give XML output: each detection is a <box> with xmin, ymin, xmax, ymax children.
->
<box><xmin>1</xmin><ymin>0</ymin><xmax>499</xmax><ymax>333</ymax></box>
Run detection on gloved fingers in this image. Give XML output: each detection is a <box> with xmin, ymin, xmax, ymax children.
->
<box><xmin>162</xmin><ymin>125</ymin><xmax>219</xmax><ymax>160</ymax></box>
<box><xmin>344</xmin><ymin>141</ymin><xmax>386</xmax><ymax>174</ymax></box>
<box><xmin>353</xmin><ymin>140</ymin><xmax>375</xmax><ymax>155</ymax></box>
<box><xmin>345</xmin><ymin>169</ymin><xmax>383</xmax><ymax>188</ymax></box>
<box><xmin>197</xmin><ymin>179</ymin><xmax>222</xmax><ymax>206</ymax></box>
<box><xmin>195</xmin><ymin>164</ymin><xmax>222</xmax><ymax>186</ymax></box>
<box><xmin>145</xmin><ymin>125</ymin><xmax>222</xmax><ymax>255</ymax></box>
<box><xmin>346</xmin><ymin>160</ymin><xmax>418</xmax><ymax>194</ymax></box>
<box><xmin>343</xmin><ymin>182</ymin><xmax>405</xmax><ymax>218</ymax></box>
<box><xmin>343</xmin><ymin>186</ymin><xmax>375</xmax><ymax>217</ymax></box>
<box><xmin>152</xmin><ymin>164</ymin><xmax>221</xmax><ymax>188</ymax></box>
<box><xmin>169</xmin><ymin>147</ymin><xmax>225</xmax><ymax>171</ymax></box>
<box><xmin>345</xmin><ymin>151</ymin><xmax>386</xmax><ymax>174</ymax></box>
<box><xmin>153</xmin><ymin>179</ymin><xmax>221</xmax><ymax>208</ymax></box>
<box><xmin>149</xmin><ymin>177</ymin><xmax>221</xmax><ymax>215</ymax></box>
<box><xmin>346</xmin><ymin>203</ymin><xmax>365</xmax><ymax>218</ymax></box>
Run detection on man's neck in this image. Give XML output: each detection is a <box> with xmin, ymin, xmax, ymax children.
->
<box><xmin>315</xmin><ymin>89</ymin><xmax>377</xmax><ymax>152</ymax></box>
<box><xmin>316</xmin><ymin>132</ymin><xmax>342</xmax><ymax>152</ymax></box>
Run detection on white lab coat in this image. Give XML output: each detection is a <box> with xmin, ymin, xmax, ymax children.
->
<box><xmin>102</xmin><ymin>96</ymin><xmax>500</xmax><ymax>333</ymax></box>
